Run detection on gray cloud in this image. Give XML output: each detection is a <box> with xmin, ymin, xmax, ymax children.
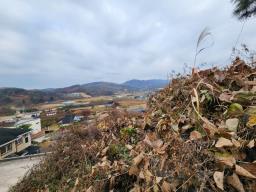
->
<box><xmin>0</xmin><ymin>0</ymin><xmax>255</xmax><ymax>88</ymax></box>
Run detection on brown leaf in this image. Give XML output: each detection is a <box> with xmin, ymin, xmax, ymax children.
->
<box><xmin>144</xmin><ymin>156</ymin><xmax>150</xmax><ymax>170</ymax></box>
<box><xmin>227</xmin><ymin>173</ymin><xmax>245</xmax><ymax>192</ymax></box>
<box><xmin>152</xmin><ymin>139</ymin><xmax>164</xmax><ymax>149</ymax></box>
<box><xmin>130</xmin><ymin>184</ymin><xmax>141</xmax><ymax>192</ymax></box>
<box><xmin>144</xmin><ymin>170</ymin><xmax>153</xmax><ymax>183</ymax></box>
<box><xmin>155</xmin><ymin>143</ymin><xmax>169</xmax><ymax>155</ymax></box>
<box><xmin>139</xmin><ymin>171</ymin><xmax>145</xmax><ymax>179</ymax></box>
<box><xmin>86</xmin><ymin>186</ymin><xmax>95</xmax><ymax>192</ymax></box>
<box><xmin>147</xmin><ymin>132</ymin><xmax>158</xmax><ymax>141</ymax></box>
<box><xmin>215</xmin><ymin>137</ymin><xmax>233</xmax><ymax>148</ymax></box>
<box><xmin>239</xmin><ymin>163</ymin><xmax>256</xmax><ymax>176</ymax></box>
<box><xmin>101</xmin><ymin>147</ymin><xmax>109</xmax><ymax>155</ymax></box>
<box><xmin>214</xmin><ymin>71</ymin><xmax>226</xmax><ymax>83</ymax></box>
<box><xmin>232</xmin><ymin>138</ymin><xmax>241</xmax><ymax>148</ymax></box>
<box><xmin>129</xmin><ymin>165</ymin><xmax>140</xmax><ymax>176</ymax></box>
<box><xmin>160</xmin><ymin>154</ymin><xmax>168</xmax><ymax>171</ymax></box>
<box><xmin>108</xmin><ymin>176</ymin><xmax>116</xmax><ymax>190</ymax></box>
<box><xmin>156</xmin><ymin>177</ymin><xmax>163</xmax><ymax>184</ymax></box>
<box><xmin>247</xmin><ymin>139</ymin><xmax>255</xmax><ymax>148</ymax></box>
<box><xmin>213</xmin><ymin>171</ymin><xmax>224</xmax><ymax>190</ymax></box>
<box><xmin>202</xmin><ymin>117</ymin><xmax>219</xmax><ymax>137</ymax></box>
<box><xmin>219</xmin><ymin>92</ymin><xmax>232</xmax><ymax>102</ymax></box>
<box><xmin>189</xmin><ymin>130</ymin><xmax>202</xmax><ymax>140</ymax></box>
<box><xmin>133</xmin><ymin>152</ymin><xmax>144</xmax><ymax>166</ymax></box>
<box><xmin>235</xmin><ymin>164</ymin><xmax>256</xmax><ymax>179</ymax></box>
<box><xmin>162</xmin><ymin>181</ymin><xmax>171</xmax><ymax>192</ymax></box>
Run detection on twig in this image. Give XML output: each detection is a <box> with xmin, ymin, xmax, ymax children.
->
<box><xmin>175</xmin><ymin>173</ymin><xmax>195</xmax><ymax>192</ymax></box>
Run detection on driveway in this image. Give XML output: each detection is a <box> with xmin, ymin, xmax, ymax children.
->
<box><xmin>0</xmin><ymin>157</ymin><xmax>41</xmax><ymax>192</ymax></box>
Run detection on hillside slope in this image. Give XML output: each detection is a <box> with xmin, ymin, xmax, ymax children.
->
<box><xmin>54</xmin><ymin>82</ymin><xmax>136</xmax><ymax>96</ymax></box>
<box><xmin>11</xmin><ymin>58</ymin><xmax>256</xmax><ymax>192</ymax></box>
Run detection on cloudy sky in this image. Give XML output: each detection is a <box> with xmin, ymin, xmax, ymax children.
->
<box><xmin>0</xmin><ymin>0</ymin><xmax>255</xmax><ymax>89</ymax></box>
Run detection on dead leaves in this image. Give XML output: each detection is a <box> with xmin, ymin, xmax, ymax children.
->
<box><xmin>133</xmin><ymin>152</ymin><xmax>144</xmax><ymax>166</ymax></box>
<box><xmin>215</xmin><ymin>152</ymin><xmax>236</xmax><ymax>167</ymax></box>
<box><xmin>235</xmin><ymin>164</ymin><xmax>256</xmax><ymax>179</ymax></box>
<box><xmin>215</xmin><ymin>137</ymin><xmax>233</xmax><ymax>148</ymax></box>
<box><xmin>189</xmin><ymin>130</ymin><xmax>202</xmax><ymax>140</ymax></box>
<box><xmin>227</xmin><ymin>173</ymin><xmax>245</xmax><ymax>192</ymax></box>
<box><xmin>213</xmin><ymin>171</ymin><xmax>224</xmax><ymax>190</ymax></box>
<box><xmin>161</xmin><ymin>181</ymin><xmax>171</xmax><ymax>192</ymax></box>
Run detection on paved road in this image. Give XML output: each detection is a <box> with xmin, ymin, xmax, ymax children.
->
<box><xmin>0</xmin><ymin>157</ymin><xmax>41</xmax><ymax>192</ymax></box>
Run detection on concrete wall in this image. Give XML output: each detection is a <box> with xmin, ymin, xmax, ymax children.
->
<box><xmin>16</xmin><ymin>134</ymin><xmax>31</xmax><ymax>152</ymax></box>
<box><xmin>0</xmin><ymin>142</ymin><xmax>16</xmax><ymax>160</ymax></box>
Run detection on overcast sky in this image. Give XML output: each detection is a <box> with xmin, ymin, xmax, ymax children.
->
<box><xmin>0</xmin><ymin>0</ymin><xmax>255</xmax><ymax>89</ymax></box>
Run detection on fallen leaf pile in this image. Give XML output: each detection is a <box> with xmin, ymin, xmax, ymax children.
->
<box><xmin>11</xmin><ymin>58</ymin><xmax>256</xmax><ymax>192</ymax></box>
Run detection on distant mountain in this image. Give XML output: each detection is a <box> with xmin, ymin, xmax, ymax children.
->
<box><xmin>122</xmin><ymin>79</ymin><xmax>169</xmax><ymax>90</ymax></box>
<box><xmin>53</xmin><ymin>82</ymin><xmax>135</xmax><ymax>96</ymax></box>
<box><xmin>0</xmin><ymin>79</ymin><xmax>169</xmax><ymax>106</ymax></box>
<box><xmin>0</xmin><ymin>87</ymin><xmax>62</xmax><ymax>106</ymax></box>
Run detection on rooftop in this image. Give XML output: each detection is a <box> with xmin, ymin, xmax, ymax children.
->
<box><xmin>0</xmin><ymin>128</ymin><xmax>30</xmax><ymax>146</ymax></box>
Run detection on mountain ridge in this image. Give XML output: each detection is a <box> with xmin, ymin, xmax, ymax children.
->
<box><xmin>0</xmin><ymin>79</ymin><xmax>169</xmax><ymax>105</ymax></box>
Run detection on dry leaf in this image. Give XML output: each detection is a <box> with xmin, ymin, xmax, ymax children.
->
<box><xmin>152</xmin><ymin>139</ymin><xmax>164</xmax><ymax>149</ymax></box>
<box><xmin>189</xmin><ymin>130</ymin><xmax>202</xmax><ymax>140</ymax></box>
<box><xmin>156</xmin><ymin>177</ymin><xmax>163</xmax><ymax>184</ymax></box>
<box><xmin>215</xmin><ymin>137</ymin><xmax>233</xmax><ymax>148</ymax></box>
<box><xmin>144</xmin><ymin>157</ymin><xmax>150</xmax><ymax>170</ymax></box>
<box><xmin>219</xmin><ymin>92</ymin><xmax>232</xmax><ymax>102</ymax></box>
<box><xmin>202</xmin><ymin>117</ymin><xmax>219</xmax><ymax>137</ymax></box>
<box><xmin>109</xmin><ymin>176</ymin><xmax>116</xmax><ymax>190</ymax></box>
<box><xmin>232</xmin><ymin>138</ymin><xmax>241</xmax><ymax>148</ymax></box>
<box><xmin>125</xmin><ymin>144</ymin><xmax>133</xmax><ymax>150</ymax></box>
<box><xmin>144</xmin><ymin>170</ymin><xmax>153</xmax><ymax>183</ymax></box>
<box><xmin>239</xmin><ymin>163</ymin><xmax>256</xmax><ymax>176</ymax></box>
<box><xmin>247</xmin><ymin>140</ymin><xmax>255</xmax><ymax>148</ymax></box>
<box><xmin>133</xmin><ymin>152</ymin><xmax>144</xmax><ymax>166</ymax></box>
<box><xmin>247</xmin><ymin>115</ymin><xmax>256</xmax><ymax>127</ymax></box>
<box><xmin>139</xmin><ymin>170</ymin><xmax>145</xmax><ymax>179</ymax></box>
<box><xmin>213</xmin><ymin>171</ymin><xmax>224</xmax><ymax>190</ymax></box>
<box><xmin>153</xmin><ymin>184</ymin><xmax>160</xmax><ymax>192</ymax></box>
<box><xmin>235</xmin><ymin>165</ymin><xmax>256</xmax><ymax>179</ymax></box>
<box><xmin>129</xmin><ymin>165</ymin><xmax>139</xmax><ymax>176</ymax></box>
<box><xmin>227</xmin><ymin>173</ymin><xmax>245</xmax><ymax>192</ymax></box>
<box><xmin>130</xmin><ymin>184</ymin><xmax>141</xmax><ymax>192</ymax></box>
<box><xmin>86</xmin><ymin>186</ymin><xmax>95</xmax><ymax>192</ymax></box>
<box><xmin>160</xmin><ymin>154</ymin><xmax>168</xmax><ymax>171</ymax></box>
<box><xmin>101</xmin><ymin>147</ymin><xmax>109</xmax><ymax>155</ymax></box>
<box><xmin>162</xmin><ymin>181</ymin><xmax>171</xmax><ymax>192</ymax></box>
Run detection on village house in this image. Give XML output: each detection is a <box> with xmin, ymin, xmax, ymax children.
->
<box><xmin>0</xmin><ymin>128</ymin><xmax>31</xmax><ymax>159</ymax></box>
<box><xmin>45</xmin><ymin>108</ymin><xmax>57</xmax><ymax>117</ymax></box>
<box><xmin>59</xmin><ymin>114</ymin><xmax>83</xmax><ymax>126</ymax></box>
<box><xmin>15</xmin><ymin>117</ymin><xmax>42</xmax><ymax>136</ymax></box>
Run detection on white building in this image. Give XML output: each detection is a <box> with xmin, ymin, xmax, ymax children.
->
<box><xmin>15</xmin><ymin>118</ymin><xmax>42</xmax><ymax>135</ymax></box>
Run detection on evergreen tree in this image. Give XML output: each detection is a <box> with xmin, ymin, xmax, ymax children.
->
<box><xmin>232</xmin><ymin>0</ymin><xmax>256</xmax><ymax>19</ymax></box>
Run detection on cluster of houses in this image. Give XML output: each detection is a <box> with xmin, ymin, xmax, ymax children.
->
<box><xmin>0</xmin><ymin>109</ymin><xmax>86</xmax><ymax>159</ymax></box>
<box><xmin>0</xmin><ymin>113</ymin><xmax>40</xmax><ymax>160</ymax></box>
<box><xmin>0</xmin><ymin>98</ymin><xmax>125</xmax><ymax>159</ymax></box>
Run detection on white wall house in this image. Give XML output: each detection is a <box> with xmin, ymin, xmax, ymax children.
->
<box><xmin>15</xmin><ymin>118</ymin><xmax>41</xmax><ymax>135</ymax></box>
